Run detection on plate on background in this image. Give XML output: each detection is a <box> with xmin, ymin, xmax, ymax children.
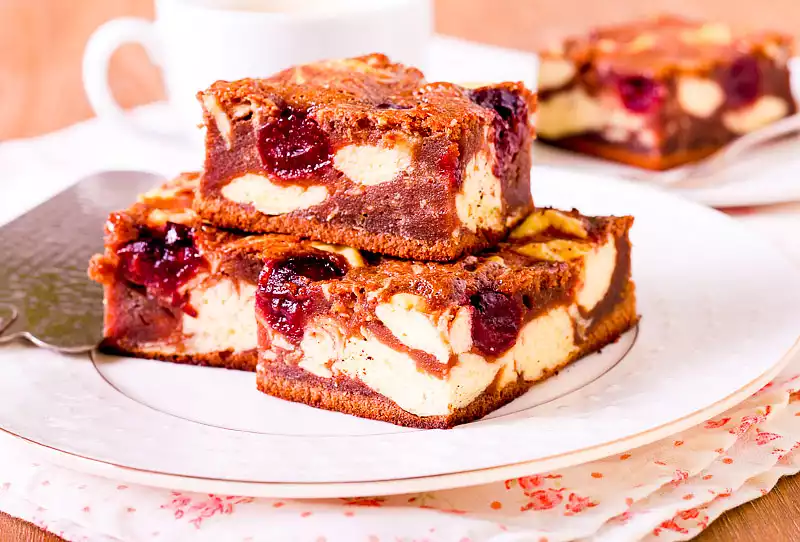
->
<box><xmin>0</xmin><ymin>167</ymin><xmax>798</xmax><ymax>498</ymax></box>
<box><xmin>533</xmin><ymin>59</ymin><xmax>800</xmax><ymax>209</ymax></box>
<box><xmin>428</xmin><ymin>39</ymin><xmax>799</xmax><ymax>207</ymax></box>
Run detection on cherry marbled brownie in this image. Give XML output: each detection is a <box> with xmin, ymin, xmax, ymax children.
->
<box><xmin>537</xmin><ymin>15</ymin><xmax>797</xmax><ymax>170</ymax></box>
<box><xmin>88</xmin><ymin>173</ymin><xmax>267</xmax><ymax>370</ymax></box>
<box><xmin>256</xmin><ymin>208</ymin><xmax>637</xmax><ymax>428</ymax></box>
<box><xmin>196</xmin><ymin>54</ymin><xmax>536</xmax><ymax>261</ymax></box>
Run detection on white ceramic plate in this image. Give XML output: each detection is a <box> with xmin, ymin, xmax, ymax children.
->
<box><xmin>534</xmin><ymin>59</ymin><xmax>800</xmax><ymax>209</ymax></box>
<box><xmin>1</xmin><ymin>167</ymin><xmax>799</xmax><ymax>498</ymax></box>
<box><xmin>534</xmin><ymin>137</ymin><xmax>800</xmax><ymax>209</ymax></box>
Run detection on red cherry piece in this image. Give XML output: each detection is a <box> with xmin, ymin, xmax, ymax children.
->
<box><xmin>724</xmin><ymin>57</ymin><xmax>761</xmax><ymax>108</ymax></box>
<box><xmin>617</xmin><ymin>76</ymin><xmax>663</xmax><ymax>114</ymax></box>
<box><xmin>470</xmin><ymin>290</ymin><xmax>523</xmax><ymax>356</ymax></box>
<box><xmin>468</xmin><ymin>88</ymin><xmax>528</xmax><ymax>175</ymax></box>
<box><xmin>117</xmin><ymin>222</ymin><xmax>205</xmax><ymax>314</ymax></box>
<box><xmin>257</xmin><ymin>109</ymin><xmax>332</xmax><ymax>179</ymax></box>
<box><xmin>256</xmin><ymin>255</ymin><xmax>346</xmax><ymax>344</ymax></box>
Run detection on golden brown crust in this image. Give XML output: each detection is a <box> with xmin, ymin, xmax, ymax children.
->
<box><xmin>101</xmin><ymin>341</ymin><xmax>258</xmax><ymax>372</ymax></box>
<box><xmin>309</xmin><ymin>210</ymin><xmax>630</xmax><ymax>312</ymax></box>
<box><xmin>204</xmin><ymin>54</ymin><xmax>424</xmax><ymax>111</ymax></box>
<box><xmin>193</xmin><ymin>194</ymin><xmax>478</xmax><ymax>261</ymax></box>
<box><xmin>201</xmin><ymin>54</ymin><xmax>536</xmax><ymax>141</ymax></box>
<box><xmin>256</xmin><ymin>282</ymin><xmax>637</xmax><ymax>429</ymax></box>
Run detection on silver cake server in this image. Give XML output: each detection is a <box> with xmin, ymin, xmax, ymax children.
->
<box><xmin>0</xmin><ymin>170</ymin><xmax>165</xmax><ymax>352</ymax></box>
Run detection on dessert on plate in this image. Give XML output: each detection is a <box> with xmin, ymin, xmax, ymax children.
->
<box><xmin>255</xmin><ymin>208</ymin><xmax>636</xmax><ymax>428</ymax></box>
<box><xmin>196</xmin><ymin>53</ymin><xmax>536</xmax><ymax>261</ymax></box>
<box><xmin>89</xmin><ymin>54</ymin><xmax>638</xmax><ymax>429</ymax></box>
<box><xmin>89</xmin><ymin>173</ymin><xmax>637</xmax><ymax>428</ymax></box>
<box><xmin>537</xmin><ymin>15</ymin><xmax>797</xmax><ymax>170</ymax></box>
<box><xmin>89</xmin><ymin>173</ymin><xmax>261</xmax><ymax>371</ymax></box>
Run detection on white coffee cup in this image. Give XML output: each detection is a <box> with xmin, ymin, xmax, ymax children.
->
<box><xmin>83</xmin><ymin>0</ymin><xmax>432</xmax><ymax>143</ymax></box>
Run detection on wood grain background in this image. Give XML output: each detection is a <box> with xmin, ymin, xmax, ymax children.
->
<box><xmin>1</xmin><ymin>0</ymin><xmax>798</xmax><ymax>140</ymax></box>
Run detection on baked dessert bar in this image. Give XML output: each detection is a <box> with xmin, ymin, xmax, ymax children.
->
<box><xmin>89</xmin><ymin>174</ymin><xmax>636</xmax><ymax>427</ymax></box>
<box><xmin>256</xmin><ymin>208</ymin><xmax>636</xmax><ymax>428</ymax></box>
<box><xmin>537</xmin><ymin>15</ymin><xmax>797</xmax><ymax>170</ymax></box>
<box><xmin>89</xmin><ymin>173</ymin><xmax>262</xmax><ymax>371</ymax></box>
<box><xmin>196</xmin><ymin>54</ymin><xmax>536</xmax><ymax>261</ymax></box>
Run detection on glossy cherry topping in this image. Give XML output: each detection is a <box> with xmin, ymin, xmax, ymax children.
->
<box><xmin>617</xmin><ymin>76</ymin><xmax>663</xmax><ymax>114</ymax></box>
<box><xmin>256</xmin><ymin>254</ymin><xmax>347</xmax><ymax>344</ymax></box>
<box><xmin>117</xmin><ymin>222</ymin><xmax>205</xmax><ymax>315</ymax></box>
<box><xmin>257</xmin><ymin>108</ymin><xmax>332</xmax><ymax>179</ymax></box>
<box><xmin>469</xmin><ymin>290</ymin><xmax>523</xmax><ymax>356</ymax></box>
<box><xmin>469</xmin><ymin>88</ymin><xmax>528</xmax><ymax>174</ymax></box>
<box><xmin>724</xmin><ymin>57</ymin><xmax>761</xmax><ymax>108</ymax></box>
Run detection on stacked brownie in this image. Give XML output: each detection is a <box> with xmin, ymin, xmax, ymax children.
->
<box><xmin>196</xmin><ymin>54</ymin><xmax>536</xmax><ymax>260</ymax></box>
<box><xmin>537</xmin><ymin>15</ymin><xmax>797</xmax><ymax>170</ymax></box>
<box><xmin>90</xmin><ymin>54</ymin><xmax>637</xmax><ymax>428</ymax></box>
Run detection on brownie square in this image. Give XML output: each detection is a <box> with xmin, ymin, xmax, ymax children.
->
<box><xmin>89</xmin><ymin>173</ymin><xmax>265</xmax><ymax>370</ymax></box>
<box><xmin>89</xmin><ymin>175</ymin><xmax>637</xmax><ymax>429</ymax></box>
<box><xmin>255</xmin><ymin>208</ymin><xmax>636</xmax><ymax>428</ymax></box>
<box><xmin>536</xmin><ymin>15</ymin><xmax>797</xmax><ymax>170</ymax></box>
<box><xmin>196</xmin><ymin>54</ymin><xmax>536</xmax><ymax>261</ymax></box>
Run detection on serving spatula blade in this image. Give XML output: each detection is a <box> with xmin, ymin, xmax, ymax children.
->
<box><xmin>0</xmin><ymin>170</ymin><xmax>164</xmax><ymax>352</ymax></box>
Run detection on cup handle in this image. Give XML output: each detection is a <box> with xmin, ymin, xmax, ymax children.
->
<box><xmin>82</xmin><ymin>17</ymin><xmax>162</xmax><ymax>126</ymax></box>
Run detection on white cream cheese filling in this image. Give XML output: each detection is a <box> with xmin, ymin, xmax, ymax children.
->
<box><xmin>577</xmin><ymin>239</ymin><xmax>618</xmax><ymax>311</ymax></box>
<box><xmin>540</xmin><ymin>82</ymin><xmax>791</xmax><ymax>144</ymax></box>
<box><xmin>538</xmin><ymin>58</ymin><xmax>577</xmax><ymax>92</ymax></box>
<box><xmin>374</xmin><ymin>294</ymin><xmax>452</xmax><ymax>364</ymax></box>
<box><xmin>722</xmin><ymin>96</ymin><xmax>790</xmax><ymax>134</ymax></box>
<box><xmin>333</xmin><ymin>142</ymin><xmax>412</xmax><ymax>186</ymax></box>
<box><xmin>537</xmin><ymin>88</ymin><xmax>608</xmax><ymax>139</ymax></box>
<box><xmin>221</xmin><ymin>173</ymin><xmax>328</xmax><ymax>215</ymax></box>
<box><xmin>142</xmin><ymin>279</ymin><xmax>258</xmax><ymax>355</ymax></box>
<box><xmin>455</xmin><ymin>146</ymin><xmax>504</xmax><ymax>233</ymax></box>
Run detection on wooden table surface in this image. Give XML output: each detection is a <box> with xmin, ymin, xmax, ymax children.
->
<box><xmin>2</xmin><ymin>0</ymin><xmax>800</xmax><ymax>540</ymax></box>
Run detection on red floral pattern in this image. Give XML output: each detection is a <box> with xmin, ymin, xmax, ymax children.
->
<box><xmin>670</xmin><ymin>469</ymin><xmax>690</xmax><ymax>487</ymax></box>
<box><xmin>704</xmin><ymin>417</ymin><xmax>731</xmax><ymax>429</ymax></box>
<box><xmin>563</xmin><ymin>492</ymin><xmax>597</xmax><ymax>515</ymax></box>
<box><xmin>754</xmin><ymin>429</ymin><xmax>782</xmax><ymax>446</ymax></box>
<box><xmin>653</xmin><ymin>505</ymin><xmax>712</xmax><ymax>536</ymax></box>
<box><xmin>730</xmin><ymin>406</ymin><xmax>773</xmax><ymax>437</ymax></box>
<box><xmin>505</xmin><ymin>474</ymin><xmax>561</xmax><ymax>491</ymax></box>
<box><xmin>520</xmin><ymin>489</ymin><xmax>565</xmax><ymax>512</ymax></box>
<box><xmin>160</xmin><ymin>492</ymin><xmax>254</xmax><ymax>528</ymax></box>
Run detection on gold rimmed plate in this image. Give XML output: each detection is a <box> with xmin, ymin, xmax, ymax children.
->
<box><xmin>1</xmin><ymin>168</ymin><xmax>798</xmax><ymax>497</ymax></box>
